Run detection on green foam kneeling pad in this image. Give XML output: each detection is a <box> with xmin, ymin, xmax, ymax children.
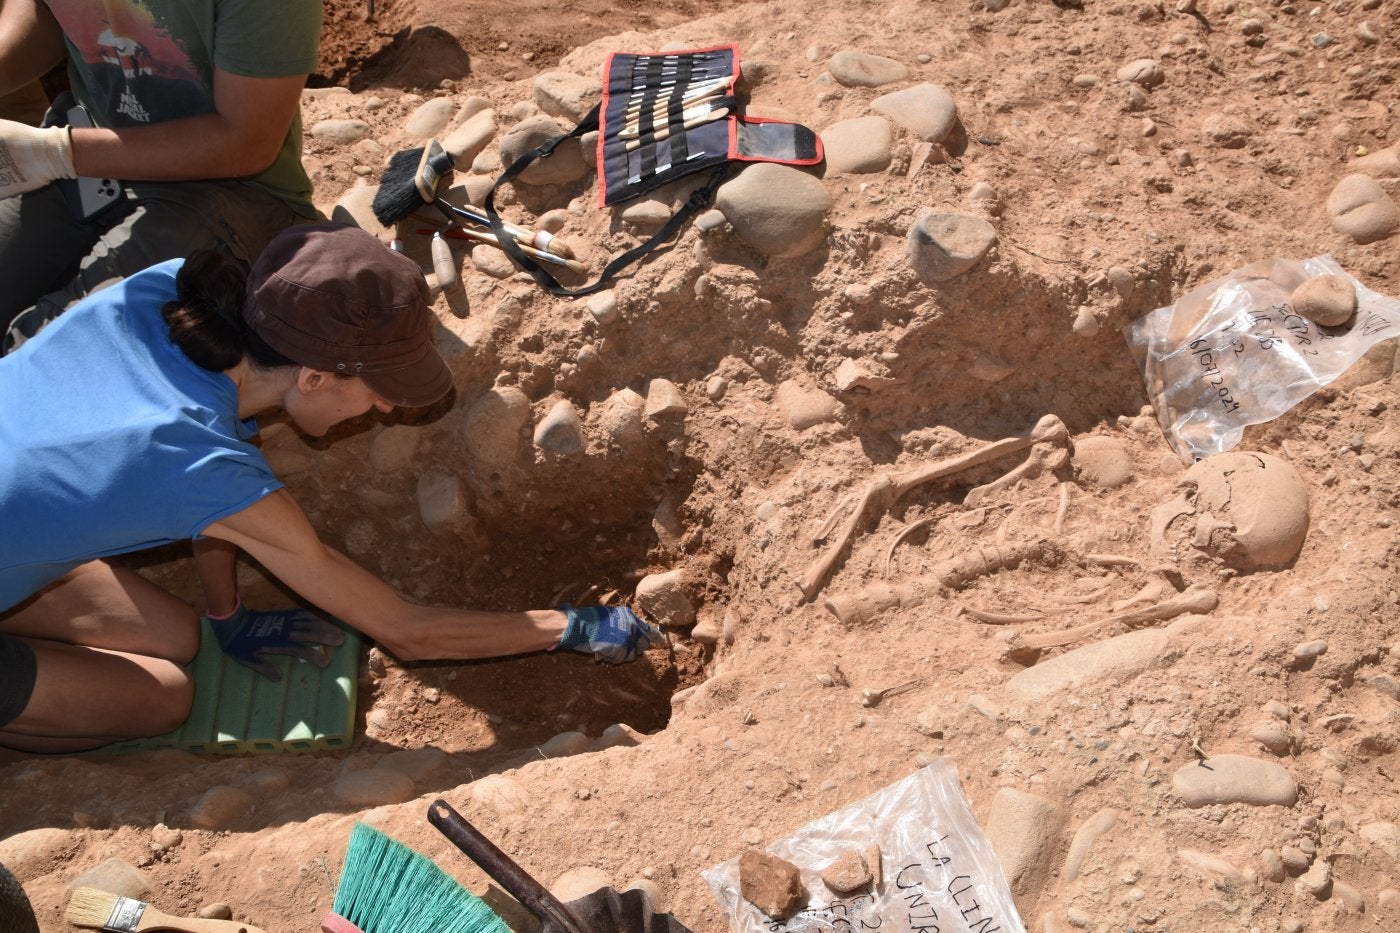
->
<box><xmin>103</xmin><ymin>616</ymin><xmax>361</xmax><ymax>755</ymax></box>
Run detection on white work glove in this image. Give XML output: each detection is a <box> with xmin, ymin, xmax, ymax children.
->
<box><xmin>0</xmin><ymin>120</ymin><xmax>76</xmax><ymax>199</ymax></box>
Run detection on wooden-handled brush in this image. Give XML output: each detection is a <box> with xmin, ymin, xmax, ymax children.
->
<box><xmin>371</xmin><ymin>138</ymin><xmax>576</xmax><ymax>261</ymax></box>
<box><xmin>371</xmin><ymin>138</ymin><xmax>458</xmax><ymax>229</ymax></box>
<box><xmin>413</xmin><ymin>223</ymin><xmax>588</xmax><ymax>275</ymax></box>
<box><xmin>65</xmin><ymin>887</ymin><xmax>266</xmax><ymax>932</ymax></box>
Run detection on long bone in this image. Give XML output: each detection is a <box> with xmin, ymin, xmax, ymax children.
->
<box><xmin>964</xmin><ymin>441</ymin><xmax>1070</xmax><ymax>508</ymax></box>
<box><xmin>1002</xmin><ymin>583</ymin><xmax>1218</xmax><ymax>655</ymax></box>
<box><xmin>796</xmin><ymin>414</ymin><xmax>1069</xmax><ymax>602</ymax></box>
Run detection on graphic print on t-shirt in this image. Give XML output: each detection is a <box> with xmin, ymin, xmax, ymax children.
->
<box><xmin>48</xmin><ymin>0</ymin><xmax>208</xmax><ymax>126</ymax></box>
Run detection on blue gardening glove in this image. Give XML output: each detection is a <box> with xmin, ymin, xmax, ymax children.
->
<box><xmin>556</xmin><ymin>604</ymin><xmax>662</xmax><ymax>664</ymax></box>
<box><xmin>205</xmin><ymin>601</ymin><xmax>346</xmax><ymax>682</ymax></box>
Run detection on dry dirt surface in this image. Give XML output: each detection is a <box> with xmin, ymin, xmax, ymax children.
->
<box><xmin>4</xmin><ymin>0</ymin><xmax>1400</xmax><ymax>931</ymax></box>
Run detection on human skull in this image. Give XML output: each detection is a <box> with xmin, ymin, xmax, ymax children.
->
<box><xmin>1150</xmin><ymin>452</ymin><xmax>1309</xmax><ymax>570</ymax></box>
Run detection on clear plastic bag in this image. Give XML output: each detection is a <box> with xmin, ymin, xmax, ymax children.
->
<box><xmin>701</xmin><ymin>760</ymin><xmax>1025</xmax><ymax>933</ymax></box>
<box><xmin>1124</xmin><ymin>256</ymin><xmax>1400</xmax><ymax>462</ymax></box>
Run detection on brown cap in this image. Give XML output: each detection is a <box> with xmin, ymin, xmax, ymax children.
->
<box><xmin>243</xmin><ymin>222</ymin><xmax>451</xmax><ymax>408</ymax></box>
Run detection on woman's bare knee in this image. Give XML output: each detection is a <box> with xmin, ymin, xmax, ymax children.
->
<box><xmin>86</xmin><ymin>657</ymin><xmax>194</xmax><ymax>738</ymax></box>
<box><xmin>145</xmin><ymin>661</ymin><xmax>196</xmax><ymax>734</ymax></box>
<box><xmin>6</xmin><ymin>643</ymin><xmax>195</xmax><ymax>746</ymax></box>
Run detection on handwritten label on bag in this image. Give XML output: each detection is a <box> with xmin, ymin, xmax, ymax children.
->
<box><xmin>1125</xmin><ymin>256</ymin><xmax>1400</xmax><ymax>461</ymax></box>
<box><xmin>704</xmin><ymin>762</ymin><xmax>1025</xmax><ymax>933</ymax></box>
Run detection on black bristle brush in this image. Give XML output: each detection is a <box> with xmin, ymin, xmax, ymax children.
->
<box><xmin>372</xmin><ymin>141</ymin><xmax>460</xmax><ymax>288</ymax></box>
<box><xmin>371</xmin><ymin>137</ymin><xmax>576</xmax><ymax>259</ymax></box>
<box><xmin>371</xmin><ymin>139</ymin><xmax>455</xmax><ymax>228</ymax></box>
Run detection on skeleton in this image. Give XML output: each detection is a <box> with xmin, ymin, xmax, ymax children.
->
<box><xmin>807</xmin><ymin>412</ymin><xmax>1226</xmax><ymax>662</ymax></box>
<box><xmin>796</xmin><ymin>414</ymin><xmax>1070</xmax><ymax>601</ymax></box>
<box><xmin>963</xmin><ymin>440</ymin><xmax>1070</xmax><ymax>508</ymax></box>
<box><xmin>882</xmin><ymin>516</ymin><xmax>937</xmax><ymax>578</ymax></box>
<box><xmin>1148</xmin><ymin>452</ymin><xmax>1310</xmax><ymax>570</ymax></box>
<box><xmin>958</xmin><ymin>603</ymin><xmax>1044</xmax><ymax>624</ymax></box>
<box><xmin>829</xmin><ymin>536</ymin><xmax>1217</xmax><ymax>656</ymax></box>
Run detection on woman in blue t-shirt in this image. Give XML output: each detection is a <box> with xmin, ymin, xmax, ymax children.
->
<box><xmin>0</xmin><ymin>222</ymin><xmax>661</xmax><ymax>752</ymax></box>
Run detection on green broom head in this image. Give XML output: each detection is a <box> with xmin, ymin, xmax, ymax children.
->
<box><xmin>333</xmin><ymin>823</ymin><xmax>510</xmax><ymax>933</ymax></box>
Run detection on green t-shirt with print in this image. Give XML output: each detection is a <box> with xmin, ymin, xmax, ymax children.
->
<box><xmin>46</xmin><ymin>0</ymin><xmax>323</xmax><ymax>217</ymax></box>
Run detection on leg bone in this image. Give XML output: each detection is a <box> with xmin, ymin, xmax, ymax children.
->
<box><xmin>796</xmin><ymin>415</ymin><xmax>1067</xmax><ymax>602</ymax></box>
<box><xmin>1006</xmin><ymin>583</ymin><xmax>1218</xmax><ymax>654</ymax></box>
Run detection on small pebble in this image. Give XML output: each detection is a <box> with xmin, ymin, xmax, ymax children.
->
<box><xmin>821</xmin><ymin>849</ymin><xmax>872</xmax><ymax>893</ymax></box>
<box><xmin>585</xmin><ymin>290</ymin><xmax>619</xmax><ymax>325</ymax></box>
<box><xmin>1293</xmin><ymin>640</ymin><xmax>1328</xmax><ymax>660</ymax></box>
<box><xmin>534</xmin><ymin>400</ymin><xmax>585</xmax><ymax>455</ymax></box>
<box><xmin>151</xmin><ymin>824</ymin><xmax>183</xmax><ymax>851</ymax></box>
<box><xmin>1281</xmin><ymin>846</ymin><xmax>1310</xmax><ymax>874</ymax></box>
<box><xmin>1066</xmin><ymin>908</ymin><xmax>1093</xmax><ymax>928</ymax></box>
<box><xmin>1296</xmin><ymin>859</ymin><xmax>1331</xmax><ymax>898</ymax></box>
<box><xmin>189</xmin><ymin>786</ymin><xmax>254</xmax><ymax>830</ymax></box>
<box><xmin>1258</xmin><ymin>848</ymin><xmax>1285</xmax><ymax>882</ymax></box>
<box><xmin>1250</xmin><ymin>722</ymin><xmax>1291</xmax><ymax>755</ymax></box>
<box><xmin>540</xmin><ymin>731</ymin><xmax>592</xmax><ymax>758</ymax></box>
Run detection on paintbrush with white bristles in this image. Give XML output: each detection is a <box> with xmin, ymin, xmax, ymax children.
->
<box><xmin>65</xmin><ymin>887</ymin><xmax>266</xmax><ymax>933</ymax></box>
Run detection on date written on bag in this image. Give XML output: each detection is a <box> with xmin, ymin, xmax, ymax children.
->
<box><xmin>1125</xmin><ymin>255</ymin><xmax>1400</xmax><ymax>462</ymax></box>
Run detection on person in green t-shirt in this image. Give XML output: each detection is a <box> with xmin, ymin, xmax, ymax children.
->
<box><xmin>0</xmin><ymin>0</ymin><xmax>324</xmax><ymax>354</ymax></box>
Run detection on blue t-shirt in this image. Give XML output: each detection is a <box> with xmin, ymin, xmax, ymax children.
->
<box><xmin>0</xmin><ymin>260</ymin><xmax>283</xmax><ymax>611</ymax></box>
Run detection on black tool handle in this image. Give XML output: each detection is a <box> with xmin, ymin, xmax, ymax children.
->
<box><xmin>428</xmin><ymin>798</ymin><xmax>587</xmax><ymax>933</ymax></box>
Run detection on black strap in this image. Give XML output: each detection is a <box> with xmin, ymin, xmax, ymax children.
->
<box><xmin>483</xmin><ymin>104</ymin><xmax>728</xmax><ymax>298</ymax></box>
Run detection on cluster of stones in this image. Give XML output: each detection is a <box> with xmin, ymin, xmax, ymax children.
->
<box><xmin>313</xmin><ymin>46</ymin><xmax>1005</xmax><ymax>290</ymax></box>
<box><xmin>976</xmin><ymin>615</ymin><xmax>1400</xmax><ymax>929</ymax></box>
<box><xmin>308</xmin><ymin>31</ymin><xmax>1399</xmax><ymax>376</ymax></box>
<box><xmin>271</xmin><ymin>375</ymin><xmax>689</xmax><ymax>533</ymax></box>
<box><xmin>0</xmin><ymin>722</ymin><xmax>656</xmax><ymax>918</ymax></box>
<box><xmin>295</xmin><ymin>47</ymin><xmax>1028</xmax><ymax>622</ymax></box>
